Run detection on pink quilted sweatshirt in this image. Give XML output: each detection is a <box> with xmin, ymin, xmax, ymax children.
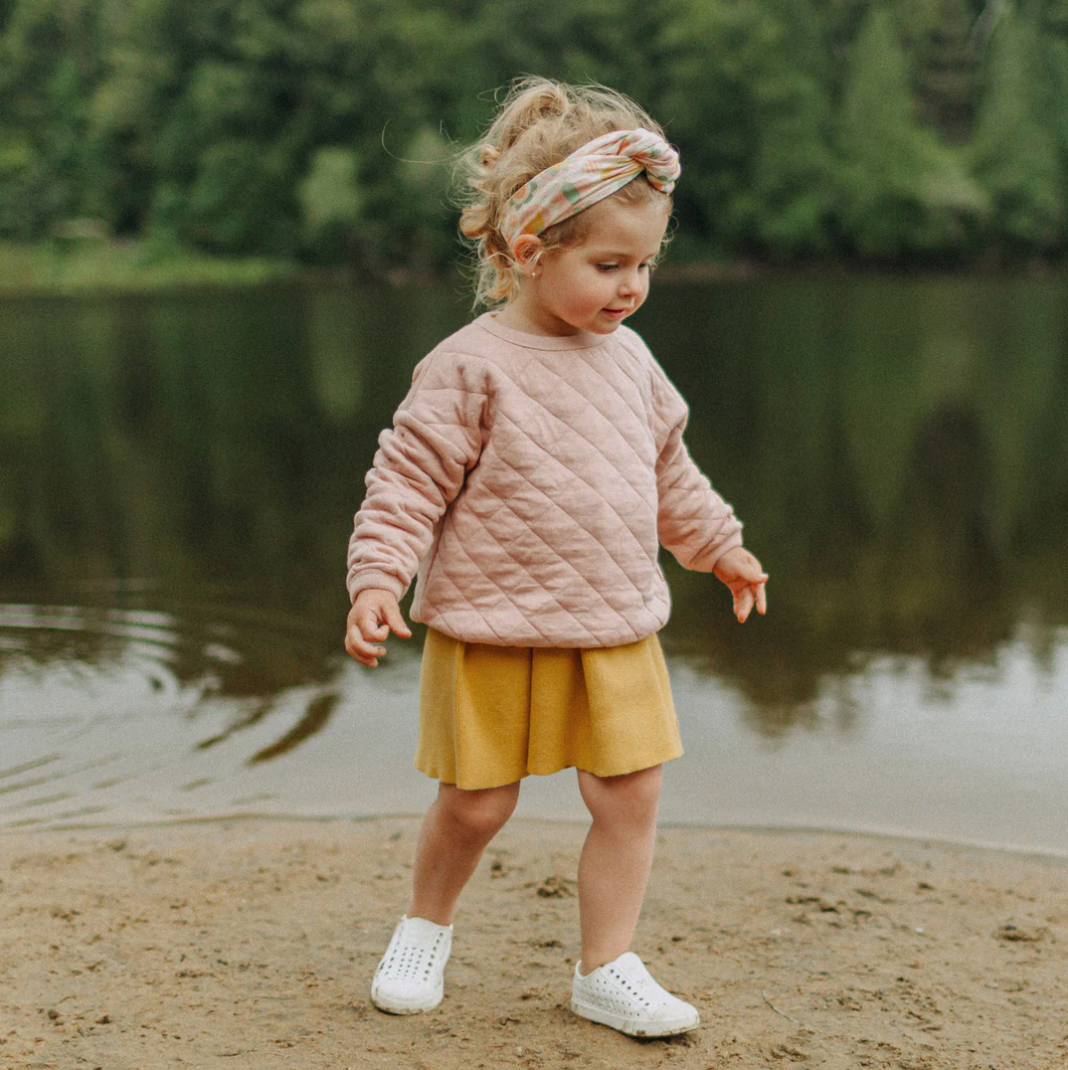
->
<box><xmin>346</xmin><ymin>312</ymin><xmax>743</xmax><ymax>648</ymax></box>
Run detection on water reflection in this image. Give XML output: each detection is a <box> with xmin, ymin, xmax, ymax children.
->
<box><xmin>638</xmin><ymin>277</ymin><xmax>1068</xmax><ymax>726</ymax></box>
<box><xmin>0</xmin><ymin>589</ymin><xmax>349</xmax><ymax>827</ymax></box>
<box><xmin>1</xmin><ymin>277</ymin><xmax>1067</xmax><ymax>841</ymax></box>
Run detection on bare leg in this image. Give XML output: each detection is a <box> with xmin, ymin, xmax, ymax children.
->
<box><xmin>576</xmin><ymin>765</ymin><xmax>662</xmax><ymax>973</ymax></box>
<box><xmin>407</xmin><ymin>780</ymin><xmax>521</xmax><ymax>925</ymax></box>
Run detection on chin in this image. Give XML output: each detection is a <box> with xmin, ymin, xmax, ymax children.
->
<box><xmin>588</xmin><ymin>316</ymin><xmax>626</xmax><ymax>334</ymax></box>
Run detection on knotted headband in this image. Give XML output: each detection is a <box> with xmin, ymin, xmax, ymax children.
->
<box><xmin>498</xmin><ymin>128</ymin><xmax>680</xmax><ymax>251</ymax></box>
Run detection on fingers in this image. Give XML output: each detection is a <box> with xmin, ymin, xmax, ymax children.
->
<box><xmin>344</xmin><ymin>622</ymin><xmax>386</xmax><ymax>667</ymax></box>
<box><xmin>734</xmin><ymin>585</ymin><xmax>755</xmax><ymax>623</ymax></box>
<box><xmin>383</xmin><ymin>603</ymin><xmax>412</xmax><ymax>639</ymax></box>
<box><xmin>344</xmin><ymin>595</ymin><xmax>412</xmax><ymax>667</ymax></box>
<box><xmin>733</xmin><ymin>578</ymin><xmax>768</xmax><ymax>623</ymax></box>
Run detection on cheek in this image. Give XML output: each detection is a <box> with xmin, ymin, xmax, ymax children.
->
<box><xmin>572</xmin><ymin>271</ymin><xmax>608</xmax><ymax>303</ymax></box>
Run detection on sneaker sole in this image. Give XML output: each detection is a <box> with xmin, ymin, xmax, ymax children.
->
<box><xmin>570</xmin><ymin>997</ymin><xmax>700</xmax><ymax>1037</ymax></box>
<box><xmin>371</xmin><ymin>982</ymin><xmax>444</xmax><ymax>1015</ymax></box>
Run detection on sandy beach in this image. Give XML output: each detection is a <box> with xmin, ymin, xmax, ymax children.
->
<box><xmin>2</xmin><ymin>817</ymin><xmax>1066</xmax><ymax>1070</ymax></box>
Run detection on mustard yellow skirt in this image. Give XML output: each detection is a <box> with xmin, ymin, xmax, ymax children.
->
<box><xmin>415</xmin><ymin>628</ymin><xmax>683</xmax><ymax>790</ymax></box>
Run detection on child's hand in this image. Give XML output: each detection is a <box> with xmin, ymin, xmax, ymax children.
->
<box><xmin>345</xmin><ymin>590</ymin><xmax>413</xmax><ymax>667</ymax></box>
<box><xmin>713</xmin><ymin>546</ymin><xmax>768</xmax><ymax>623</ymax></box>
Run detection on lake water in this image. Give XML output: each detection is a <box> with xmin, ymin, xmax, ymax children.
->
<box><xmin>2</xmin><ymin>276</ymin><xmax>1067</xmax><ymax>854</ymax></box>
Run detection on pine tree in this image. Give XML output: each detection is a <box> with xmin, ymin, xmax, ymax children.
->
<box><xmin>660</xmin><ymin>0</ymin><xmax>838</xmax><ymax>259</ymax></box>
<box><xmin>970</xmin><ymin>8</ymin><xmax>1063</xmax><ymax>253</ymax></box>
<box><xmin>836</xmin><ymin>5</ymin><xmax>987</xmax><ymax>259</ymax></box>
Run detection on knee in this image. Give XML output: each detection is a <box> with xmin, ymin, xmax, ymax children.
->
<box><xmin>439</xmin><ymin>783</ymin><xmax>519</xmax><ymax>841</ymax></box>
<box><xmin>582</xmin><ymin>766</ymin><xmax>662</xmax><ymax>828</ymax></box>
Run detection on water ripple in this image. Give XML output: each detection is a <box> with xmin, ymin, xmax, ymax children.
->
<box><xmin>0</xmin><ymin>597</ymin><xmax>347</xmax><ymax>830</ymax></box>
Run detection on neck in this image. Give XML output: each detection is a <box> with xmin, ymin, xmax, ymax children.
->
<box><xmin>494</xmin><ymin>292</ymin><xmax>579</xmax><ymax>337</ymax></box>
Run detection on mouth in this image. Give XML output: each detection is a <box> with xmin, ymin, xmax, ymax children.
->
<box><xmin>602</xmin><ymin>308</ymin><xmax>632</xmax><ymax>319</ymax></box>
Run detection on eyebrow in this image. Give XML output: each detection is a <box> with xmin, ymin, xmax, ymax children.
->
<box><xmin>589</xmin><ymin>247</ymin><xmax>661</xmax><ymax>259</ymax></box>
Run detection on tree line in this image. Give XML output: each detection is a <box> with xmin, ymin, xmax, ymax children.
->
<box><xmin>2</xmin><ymin>0</ymin><xmax>1067</xmax><ymax>272</ymax></box>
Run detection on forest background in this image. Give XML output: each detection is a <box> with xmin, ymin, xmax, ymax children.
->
<box><xmin>1</xmin><ymin>0</ymin><xmax>1066</xmax><ymax>283</ymax></box>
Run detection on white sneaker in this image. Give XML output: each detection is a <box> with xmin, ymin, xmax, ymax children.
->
<box><xmin>370</xmin><ymin>915</ymin><xmax>453</xmax><ymax>1014</ymax></box>
<box><xmin>570</xmin><ymin>952</ymin><xmax>700</xmax><ymax>1037</ymax></box>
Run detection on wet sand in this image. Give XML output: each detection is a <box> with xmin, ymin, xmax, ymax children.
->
<box><xmin>2</xmin><ymin>818</ymin><xmax>1066</xmax><ymax>1069</ymax></box>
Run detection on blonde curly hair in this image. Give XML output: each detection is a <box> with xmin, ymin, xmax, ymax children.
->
<box><xmin>456</xmin><ymin>77</ymin><xmax>673</xmax><ymax>309</ymax></box>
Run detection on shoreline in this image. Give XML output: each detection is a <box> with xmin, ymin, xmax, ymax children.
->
<box><xmin>6</xmin><ymin>811</ymin><xmax>1068</xmax><ymax>865</ymax></box>
<box><xmin>3</xmin><ymin>815</ymin><xmax>1065</xmax><ymax>1068</ymax></box>
<box><xmin>3</xmin><ymin>240</ymin><xmax>1068</xmax><ymax>297</ymax></box>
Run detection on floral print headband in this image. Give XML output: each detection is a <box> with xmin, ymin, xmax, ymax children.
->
<box><xmin>498</xmin><ymin>128</ymin><xmax>681</xmax><ymax>251</ymax></box>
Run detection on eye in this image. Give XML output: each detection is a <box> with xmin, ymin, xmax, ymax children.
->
<box><xmin>596</xmin><ymin>262</ymin><xmax>619</xmax><ymax>272</ymax></box>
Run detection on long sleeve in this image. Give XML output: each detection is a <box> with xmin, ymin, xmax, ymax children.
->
<box><xmin>346</xmin><ymin>350</ymin><xmax>488</xmax><ymax>604</ymax></box>
<box><xmin>652</xmin><ymin>367</ymin><xmax>743</xmax><ymax>572</ymax></box>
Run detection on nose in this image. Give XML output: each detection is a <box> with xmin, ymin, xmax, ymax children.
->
<box><xmin>618</xmin><ymin>266</ymin><xmax>643</xmax><ymax>297</ymax></box>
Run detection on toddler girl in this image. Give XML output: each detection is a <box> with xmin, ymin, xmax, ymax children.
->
<box><xmin>344</xmin><ymin>77</ymin><xmax>767</xmax><ymax>1038</ymax></box>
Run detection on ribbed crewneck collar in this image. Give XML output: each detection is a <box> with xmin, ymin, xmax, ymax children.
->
<box><xmin>474</xmin><ymin>311</ymin><xmax>612</xmax><ymax>352</ymax></box>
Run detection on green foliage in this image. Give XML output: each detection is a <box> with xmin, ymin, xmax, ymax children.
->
<box><xmin>0</xmin><ymin>133</ymin><xmax>35</xmax><ymax>239</ymax></box>
<box><xmin>297</xmin><ymin>146</ymin><xmax>363</xmax><ymax>262</ymax></box>
<box><xmin>836</xmin><ymin>6</ymin><xmax>987</xmax><ymax>259</ymax></box>
<box><xmin>1</xmin><ymin>0</ymin><xmax>1067</xmax><ymax>271</ymax></box>
<box><xmin>662</xmin><ymin>0</ymin><xmax>839</xmax><ymax>258</ymax></box>
<box><xmin>970</xmin><ymin>9</ymin><xmax>1064</xmax><ymax>251</ymax></box>
<box><xmin>0</xmin><ymin>239</ymin><xmax>296</xmax><ymax>293</ymax></box>
<box><xmin>905</xmin><ymin>0</ymin><xmax>978</xmax><ymax>142</ymax></box>
<box><xmin>184</xmin><ymin>140</ymin><xmax>291</xmax><ymax>253</ymax></box>
<box><xmin>299</xmin><ymin>148</ymin><xmax>362</xmax><ymax>234</ymax></box>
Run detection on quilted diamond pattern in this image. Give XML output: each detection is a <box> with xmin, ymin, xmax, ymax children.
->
<box><xmin>347</xmin><ymin>313</ymin><xmax>742</xmax><ymax>648</ymax></box>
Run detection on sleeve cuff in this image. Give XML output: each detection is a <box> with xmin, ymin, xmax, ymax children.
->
<box><xmin>347</xmin><ymin>569</ymin><xmax>408</xmax><ymax>604</ymax></box>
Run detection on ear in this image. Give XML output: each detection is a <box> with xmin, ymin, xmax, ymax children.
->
<box><xmin>512</xmin><ymin>234</ymin><xmax>544</xmax><ymax>275</ymax></box>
